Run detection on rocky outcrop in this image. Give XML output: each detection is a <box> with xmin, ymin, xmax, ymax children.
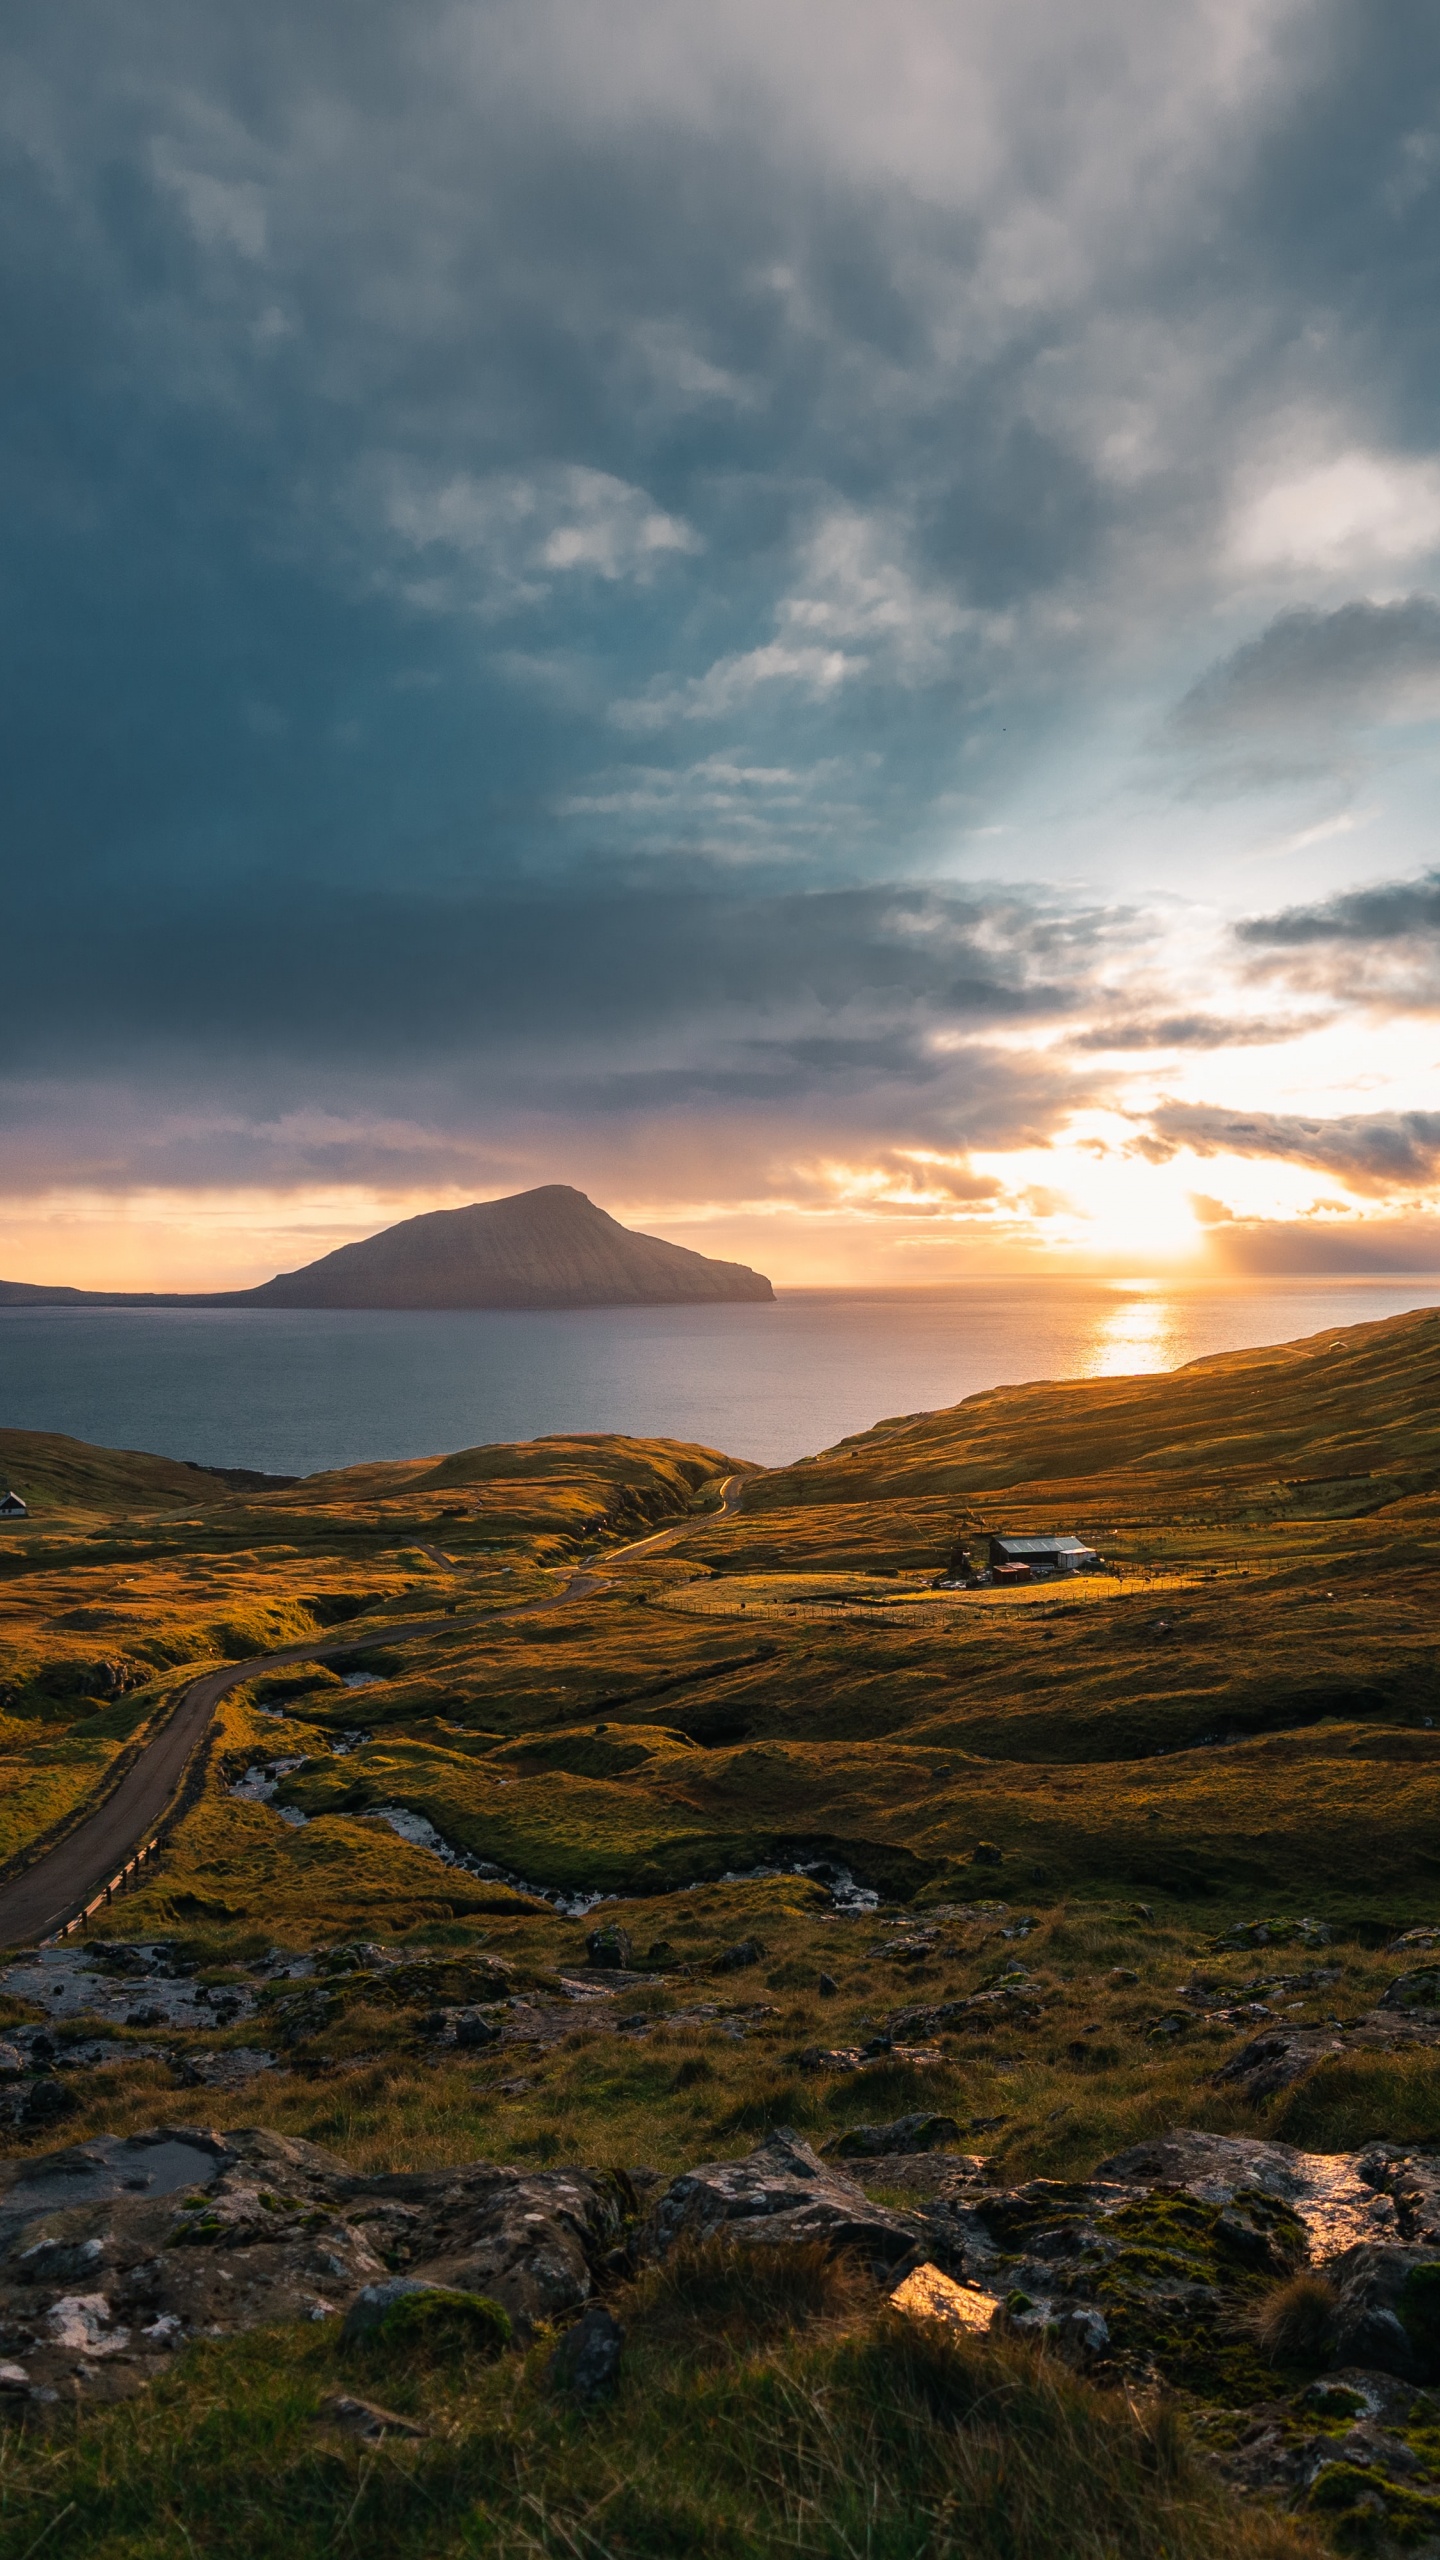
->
<box><xmin>1213</xmin><ymin>2001</ymin><xmax>1440</xmax><ymax>2103</ymax></box>
<box><xmin>0</xmin><ymin>2125</ymin><xmax>634</xmax><ymax>2409</ymax></box>
<box><xmin>826</xmin><ymin>2115</ymin><xmax>963</xmax><ymax>2160</ymax></box>
<box><xmin>1324</xmin><ymin>2245</ymin><xmax>1440</xmax><ymax>2380</ymax></box>
<box><xmin>644</xmin><ymin>2128</ymin><xmax>928</xmax><ymax>2275</ymax></box>
<box><xmin>7</xmin><ymin>2103</ymin><xmax>1440</xmax><ymax>2558</ymax></box>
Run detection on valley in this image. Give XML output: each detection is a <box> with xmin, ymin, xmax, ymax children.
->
<box><xmin>0</xmin><ymin>1309</ymin><xmax>1438</xmax><ymax>2554</ymax></box>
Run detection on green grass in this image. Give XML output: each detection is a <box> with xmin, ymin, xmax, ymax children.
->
<box><xmin>0</xmin><ymin>2277</ymin><xmax>1323</xmax><ymax>2560</ymax></box>
<box><xmin>3</xmin><ymin>1313</ymin><xmax>1440</xmax><ymax>2551</ymax></box>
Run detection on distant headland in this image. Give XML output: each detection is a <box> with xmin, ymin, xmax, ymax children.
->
<box><xmin>0</xmin><ymin>1185</ymin><xmax>776</xmax><ymax>1312</ymax></box>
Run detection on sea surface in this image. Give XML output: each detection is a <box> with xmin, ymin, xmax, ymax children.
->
<box><xmin>1</xmin><ymin>1277</ymin><xmax>1438</xmax><ymax>1478</ymax></box>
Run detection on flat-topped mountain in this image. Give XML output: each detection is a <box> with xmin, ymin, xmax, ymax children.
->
<box><xmin>0</xmin><ymin>1186</ymin><xmax>775</xmax><ymax>1312</ymax></box>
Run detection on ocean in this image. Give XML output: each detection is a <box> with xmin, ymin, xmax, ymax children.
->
<box><xmin>1</xmin><ymin>1276</ymin><xmax>1437</xmax><ymax>1478</ymax></box>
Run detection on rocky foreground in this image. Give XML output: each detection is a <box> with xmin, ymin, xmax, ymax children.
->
<box><xmin>3</xmin><ymin>2111</ymin><xmax>1440</xmax><ymax>2542</ymax></box>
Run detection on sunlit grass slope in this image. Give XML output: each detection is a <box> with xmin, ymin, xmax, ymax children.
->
<box><xmin>0</xmin><ymin>1428</ymin><xmax>213</xmax><ymax>1521</ymax></box>
<box><xmin>268</xmin><ymin>1431</ymin><xmax>733</xmax><ymax>1558</ymax></box>
<box><xmin>2</xmin><ymin>1323</ymin><xmax>1439</xmax><ymax>2560</ymax></box>
<box><xmin>723</xmin><ymin>1303</ymin><xmax>1440</xmax><ymax>1561</ymax></box>
<box><xmin>0</xmin><ymin>1428</ymin><xmax>733</xmax><ymax>1898</ymax></box>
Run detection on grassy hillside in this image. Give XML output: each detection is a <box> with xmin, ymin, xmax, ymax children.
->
<box><xmin>744</xmin><ymin>1301</ymin><xmax>1440</xmax><ymax>1529</ymax></box>
<box><xmin>0</xmin><ymin>1324</ymin><xmax>1438</xmax><ymax>2557</ymax></box>
<box><xmin>0</xmin><ymin>1428</ymin><xmax>216</xmax><ymax>1520</ymax></box>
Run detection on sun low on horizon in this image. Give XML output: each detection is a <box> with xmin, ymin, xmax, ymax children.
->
<box><xmin>5</xmin><ymin>0</ymin><xmax>1440</xmax><ymax>1300</ymax></box>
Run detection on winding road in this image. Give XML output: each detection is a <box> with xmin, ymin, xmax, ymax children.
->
<box><xmin>0</xmin><ymin>1471</ymin><xmax>752</xmax><ymax>1949</ymax></box>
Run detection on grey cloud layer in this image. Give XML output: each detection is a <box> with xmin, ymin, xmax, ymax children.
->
<box><xmin>0</xmin><ymin>876</ymin><xmax>1093</xmax><ymax>1192</ymax></box>
<box><xmin>1236</xmin><ymin>867</ymin><xmax>1440</xmax><ymax>1010</ymax></box>
<box><xmin>1241</xmin><ymin>869</ymin><xmax>1440</xmax><ymax>946</ymax></box>
<box><xmin>1154</xmin><ymin>1102</ymin><xmax>1440</xmax><ymax>1193</ymax></box>
<box><xmin>5</xmin><ymin>0</ymin><xmax>1440</xmax><ymax>1211</ymax></box>
<box><xmin>1172</xmin><ymin>601</ymin><xmax>1440</xmax><ymax>750</ymax></box>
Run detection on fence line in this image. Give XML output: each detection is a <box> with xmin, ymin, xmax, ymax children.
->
<box><xmin>47</xmin><ymin>1838</ymin><xmax>161</xmax><ymax>1944</ymax></box>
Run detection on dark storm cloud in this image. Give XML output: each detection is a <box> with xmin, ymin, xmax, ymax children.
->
<box><xmin>1172</xmin><ymin>601</ymin><xmax>1440</xmax><ymax>744</ymax></box>
<box><xmin>1070</xmin><ymin>1011</ymin><xmax>1314</xmax><ymax>1051</ymax></box>
<box><xmin>0</xmin><ymin>879</ymin><xmax>1082</xmax><ymax>1076</ymax></box>
<box><xmin>7</xmin><ymin>0</ymin><xmax>1440</xmax><ymax>1207</ymax></box>
<box><xmin>1239</xmin><ymin>869</ymin><xmax>1440</xmax><ymax>946</ymax></box>
<box><xmin>1153</xmin><ymin>1102</ymin><xmax>1440</xmax><ymax>1193</ymax></box>
<box><xmin>1234</xmin><ymin>869</ymin><xmax>1440</xmax><ymax>1013</ymax></box>
<box><xmin>0</xmin><ymin>862</ymin><xmax>1103</xmax><ymax>1191</ymax></box>
<box><xmin>0</xmin><ymin>870</ymin><xmax>1086</xmax><ymax>1198</ymax></box>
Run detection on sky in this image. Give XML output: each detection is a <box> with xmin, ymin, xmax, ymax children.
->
<box><xmin>6</xmin><ymin>0</ymin><xmax>1440</xmax><ymax>1290</ymax></box>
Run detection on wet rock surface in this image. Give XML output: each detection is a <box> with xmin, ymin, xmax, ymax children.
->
<box><xmin>862</xmin><ymin>2126</ymin><xmax>1440</xmax><ymax>2548</ymax></box>
<box><xmin>0</xmin><ymin>2123</ymin><xmax>633</xmax><ymax>2410</ymax></box>
<box><xmin>5</xmin><ymin>2103</ymin><xmax>1440</xmax><ymax>2546</ymax></box>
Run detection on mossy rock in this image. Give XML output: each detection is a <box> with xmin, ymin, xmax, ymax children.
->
<box><xmin>1306</xmin><ymin>2458</ymin><xmax>1440</xmax><ymax>2547</ymax></box>
<box><xmin>344</xmin><ymin>2282</ymin><xmax>512</xmax><ymax>2368</ymax></box>
<box><xmin>1082</xmin><ymin>2189</ymin><xmax>1310</xmax><ymax>2400</ymax></box>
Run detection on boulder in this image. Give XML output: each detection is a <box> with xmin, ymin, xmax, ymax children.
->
<box><xmin>366</xmin><ymin>2162</ymin><xmax>636</xmax><ymax>2328</ymax></box>
<box><xmin>827</xmin><ymin>2116</ymin><xmax>963</xmax><ymax>2160</ymax></box>
<box><xmin>341</xmin><ymin>2279</ymin><xmax>510</xmax><ymax>2359</ymax></box>
<box><xmin>0</xmin><ymin>2125</ymin><xmax>633</xmax><ymax>2404</ymax></box>
<box><xmin>1380</xmin><ymin>1968</ymin><xmax>1440</xmax><ymax>2012</ymax></box>
<box><xmin>888</xmin><ymin>1983</ymin><xmax>1042</xmax><ymax>2040</ymax></box>
<box><xmin>548</xmin><ymin>2302</ymin><xmax>624</xmax><ymax>2399</ymax></box>
<box><xmin>1327</xmin><ymin>2245</ymin><xmax>1440</xmax><ymax>2382</ymax></box>
<box><xmin>585</xmin><ymin>1926</ymin><xmax>633</xmax><ymax>1971</ymax></box>
<box><xmin>1213</xmin><ymin>2027</ymin><xmax>1346</xmax><ymax>2102</ymax></box>
<box><xmin>1211</xmin><ymin>1917</ymin><xmax>1331</xmax><ymax>1951</ymax></box>
<box><xmin>342</xmin><ymin>2276</ymin><xmax>448</xmax><ymax>2342</ymax></box>
<box><xmin>888</xmin><ymin>2263</ymin><xmax>998</xmax><ymax>2332</ymax></box>
<box><xmin>712</xmin><ymin>1938</ymin><xmax>765</xmax><ymax>1974</ymax></box>
<box><xmin>646</xmin><ymin>2127</ymin><xmax>928</xmax><ymax>2275</ymax></box>
<box><xmin>424</xmin><ymin>2006</ymin><xmax>502</xmax><ymax>2049</ymax></box>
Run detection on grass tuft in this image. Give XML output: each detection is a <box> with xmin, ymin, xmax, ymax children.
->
<box><xmin>1248</xmin><ymin>2272</ymin><xmax>1338</xmax><ymax>2367</ymax></box>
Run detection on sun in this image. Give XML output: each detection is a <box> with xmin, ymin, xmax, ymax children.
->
<box><xmin>966</xmin><ymin>1118</ymin><xmax>1206</xmax><ymax>1267</ymax></box>
<box><xmin>1050</xmin><ymin>1148</ymin><xmax>1205</xmax><ymax>1265</ymax></box>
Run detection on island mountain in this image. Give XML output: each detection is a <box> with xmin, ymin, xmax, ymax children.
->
<box><xmin>0</xmin><ymin>1185</ymin><xmax>775</xmax><ymax>1311</ymax></box>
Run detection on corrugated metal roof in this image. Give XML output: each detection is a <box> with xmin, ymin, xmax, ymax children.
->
<box><xmin>992</xmin><ymin>1534</ymin><xmax>1093</xmax><ymax>1555</ymax></box>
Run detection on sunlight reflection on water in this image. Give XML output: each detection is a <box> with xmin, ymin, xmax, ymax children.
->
<box><xmin>1</xmin><ymin>1275</ymin><xmax>1438</xmax><ymax>1472</ymax></box>
<box><xmin>1088</xmin><ymin>1287</ymin><xmax>1180</xmax><ymax>1376</ymax></box>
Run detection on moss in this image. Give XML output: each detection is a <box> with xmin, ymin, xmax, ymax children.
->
<box><xmin>1299</xmin><ymin>2384</ymin><xmax>1368</xmax><ymax>2421</ymax></box>
<box><xmin>1306</xmin><ymin>2459</ymin><xmax>1440</xmax><ymax>2548</ymax></box>
<box><xmin>355</xmin><ymin>2287</ymin><xmax>512</xmax><ymax>2366</ymax></box>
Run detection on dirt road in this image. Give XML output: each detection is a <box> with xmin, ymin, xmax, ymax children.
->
<box><xmin>0</xmin><ymin>1473</ymin><xmax>753</xmax><ymax>1949</ymax></box>
<box><xmin>0</xmin><ymin>1614</ymin><xmax>473</xmax><ymax>1951</ymax></box>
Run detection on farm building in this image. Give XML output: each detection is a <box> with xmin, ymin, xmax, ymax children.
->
<box><xmin>988</xmin><ymin>1532</ymin><xmax>1096</xmax><ymax>1577</ymax></box>
<box><xmin>0</xmin><ymin>1491</ymin><xmax>26</xmax><ymax>1518</ymax></box>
